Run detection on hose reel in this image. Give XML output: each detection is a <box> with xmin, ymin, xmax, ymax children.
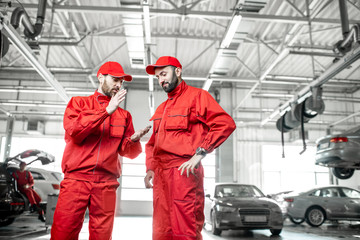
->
<box><xmin>276</xmin><ymin>87</ymin><xmax>324</xmax><ymax>157</ymax></box>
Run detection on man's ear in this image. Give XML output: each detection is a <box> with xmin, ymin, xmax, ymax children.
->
<box><xmin>175</xmin><ymin>67</ymin><xmax>182</xmax><ymax>77</ymax></box>
<box><xmin>98</xmin><ymin>74</ymin><xmax>104</xmax><ymax>84</ymax></box>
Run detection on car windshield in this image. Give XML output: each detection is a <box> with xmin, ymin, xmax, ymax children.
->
<box><xmin>215</xmin><ymin>185</ymin><xmax>264</xmax><ymax>198</ymax></box>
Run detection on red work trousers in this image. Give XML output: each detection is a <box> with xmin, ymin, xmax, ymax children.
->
<box><xmin>51</xmin><ymin>178</ymin><xmax>119</xmax><ymax>240</ymax></box>
<box><xmin>153</xmin><ymin>165</ymin><xmax>204</xmax><ymax>240</ymax></box>
<box><xmin>20</xmin><ymin>188</ymin><xmax>41</xmax><ymax>206</ymax></box>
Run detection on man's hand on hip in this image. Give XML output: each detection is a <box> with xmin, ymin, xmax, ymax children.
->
<box><xmin>178</xmin><ymin>154</ymin><xmax>203</xmax><ymax>177</ymax></box>
<box><xmin>144</xmin><ymin>170</ymin><xmax>154</xmax><ymax>188</ymax></box>
<box><xmin>106</xmin><ymin>89</ymin><xmax>127</xmax><ymax>114</ymax></box>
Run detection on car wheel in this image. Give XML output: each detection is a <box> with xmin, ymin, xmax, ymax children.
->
<box><xmin>211</xmin><ymin>211</ymin><xmax>222</xmax><ymax>236</ymax></box>
<box><xmin>0</xmin><ymin>218</ymin><xmax>15</xmax><ymax>227</ymax></box>
<box><xmin>289</xmin><ymin>216</ymin><xmax>305</xmax><ymax>224</ymax></box>
<box><xmin>305</xmin><ymin>207</ymin><xmax>325</xmax><ymax>227</ymax></box>
<box><xmin>270</xmin><ymin>229</ymin><xmax>282</xmax><ymax>235</ymax></box>
<box><xmin>332</xmin><ymin>167</ymin><xmax>354</xmax><ymax>179</ymax></box>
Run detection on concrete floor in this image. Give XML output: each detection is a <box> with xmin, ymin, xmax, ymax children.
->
<box><xmin>0</xmin><ymin>214</ymin><xmax>359</xmax><ymax>240</ymax></box>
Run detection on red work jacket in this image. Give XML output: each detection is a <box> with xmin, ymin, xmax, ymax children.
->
<box><xmin>12</xmin><ymin>170</ymin><xmax>34</xmax><ymax>188</ymax></box>
<box><xmin>145</xmin><ymin>81</ymin><xmax>236</xmax><ymax>171</ymax></box>
<box><xmin>62</xmin><ymin>91</ymin><xmax>142</xmax><ymax>181</ymax></box>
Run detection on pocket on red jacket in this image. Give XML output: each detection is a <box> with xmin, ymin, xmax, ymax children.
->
<box><xmin>165</xmin><ymin>107</ymin><xmax>189</xmax><ymax>130</ymax></box>
<box><xmin>110</xmin><ymin>117</ymin><xmax>126</xmax><ymax>137</ymax></box>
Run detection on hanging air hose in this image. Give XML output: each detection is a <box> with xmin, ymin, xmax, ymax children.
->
<box><xmin>299</xmin><ymin>102</ymin><xmax>306</xmax><ymax>155</ymax></box>
<box><xmin>281</xmin><ymin>115</ymin><xmax>285</xmax><ymax>158</ymax></box>
<box><xmin>276</xmin><ymin>87</ymin><xmax>325</xmax><ymax>157</ymax></box>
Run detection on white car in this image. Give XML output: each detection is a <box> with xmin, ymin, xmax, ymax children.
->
<box><xmin>27</xmin><ymin>167</ymin><xmax>63</xmax><ymax>203</ymax></box>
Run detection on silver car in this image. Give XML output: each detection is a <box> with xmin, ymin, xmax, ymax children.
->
<box><xmin>284</xmin><ymin>185</ymin><xmax>360</xmax><ymax>227</ymax></box>
<box><xmin>316</xmin><ymin>126</ymin><xmax>360</xmax><ymax>179</ymax></box>
<box><xmin>204</xmin><ymin>183</ymin><xmax>283</xmax><ymax>236</ymax></box>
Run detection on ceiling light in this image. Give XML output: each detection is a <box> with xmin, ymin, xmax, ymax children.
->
<box><xmin>220</xmin><ymin>14</ymin><xmax>242</xmax><ymax>49</ymax></box>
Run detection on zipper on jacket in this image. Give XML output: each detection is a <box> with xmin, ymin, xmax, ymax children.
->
<box><xmin>93</xmin><ymin>114</ymin><xmax>106</xmax><ymax>174</ymax></box>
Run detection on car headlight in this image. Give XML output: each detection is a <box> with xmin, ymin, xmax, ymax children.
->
<box><xmin>216</xmin><ymin>205</ymin><xmax>237</xmax><ymax>212</ymax></box>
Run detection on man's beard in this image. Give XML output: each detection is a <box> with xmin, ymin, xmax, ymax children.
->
<box><xmin>162</xmin><ymin>68</ymin><xmax>178</xmax><ymax>93</ymax></box>
<box><xmin>102</xmin><ymin>80</ymin><xmax>118</xmax><ymax>97</ymax></box>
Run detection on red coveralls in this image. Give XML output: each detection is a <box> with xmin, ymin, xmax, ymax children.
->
<box><xmin>51</xmin><ymin>91</ymin><xmax>142</xmax><ymax>240</ymax></box>
<box><xmin>146</xmin><ymin>81</ymin><xmax>236</xmax><ymax>240</ymax></box>
<box><xmin>12</xmin><ymin>170</ymin><xmax>41</xmax><ymax>206</ymax></box>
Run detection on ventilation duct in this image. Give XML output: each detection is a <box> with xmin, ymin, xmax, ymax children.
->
<box><xmin>333</xmin><ymin>0</ymin><xmax>360</xmax><ymax>55</ymax></box>
<box><xmin>10</xmin><ymin>0</ymin><xmax>47</xmax><ymax>40</ymax></box>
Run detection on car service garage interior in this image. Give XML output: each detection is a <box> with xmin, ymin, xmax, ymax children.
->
<box><xmin>0</xmin><ymin>0</ymin><xmax>360</xmax><ymax>239</ymax></box>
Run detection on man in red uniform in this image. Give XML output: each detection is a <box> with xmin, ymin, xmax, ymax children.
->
<box><xmin>144</xmin><ymin>56</ymin><xmax>236</xmax><ymax>240</ymax></box>
<box><xmin>51</xmin><ymin>61</ymin><xmax>151</xmax><ymax>240</ymax></box>
<box><xmin>12</xmin><ymin>162</ymin><xmax>43</xmax><ymax>218</ymax></box>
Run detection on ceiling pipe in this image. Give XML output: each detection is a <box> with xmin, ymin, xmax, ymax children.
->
<box><xmin>261</xmin><ymin>43</ymin><xmax>360</xmax><ymax>126</ymax></box>
<box><xmin>334</xmin><ymin>1</ymin><xmax>360</xmax><ymax>54</ymax></box>
<box><xmin>1</xmin><ymin>15</ymin><xmax>70</xmax><ymax>102</ymax></box>
<box><xmin>10</xmin><ymin>0</ymin><xmax>47</xmax><ymax>39</ymax></box>
<box><xmin>339</xmin><ymin>0</ymin><xmax>350</xmax><ymax>38</ymax></box>
<box><xmin>10</xmin><ymin>7</ymin><xmax>34</xmax><ymax>34</ymax></box>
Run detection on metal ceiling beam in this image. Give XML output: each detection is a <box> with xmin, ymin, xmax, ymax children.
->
<box><xmin>16</xmin><ymin>4</ymin><xmax>360</xmax><ymax>24</ymax></box>
<box><xmin>0</xmin><ymin>107</ymin><xmax>12</xmax><ymax>117</ymax></box>
<box><xmin>330</xmin><ymin>111</ymin><xmax>360</xmax><ymax>127</ymax></box>
<box><xmin>233</xmin><ymin>48</ymin><xmax>290</xmax><ymax>110</ymax></box>
<box><xmin>49</xmin><ymin>1</ymin><xmax>97</xmax><ymax>88</ymax></box>
<box><xmin>0</xmin><ymin>16</ymin><xmax>70</xmax><ymax>103</ymax></box>
<box><xmin>9</xmin><ymin>111</ymin><xmax>65</xmax><ymax>117</ymax></box>
<box><xmin>233</xmin><ymin>0</ymin><xmax>328</xmax><ymax>111</ymax></box>
<box><xmin>143</xmin><ymin>0</ymin><xmax>154</xmax><ymax>116</ymax></box>
<box><xmin>0</xmin><ymin>100</ymin><xmax>67</xmax><ymax>108</ymax></box>
<box><xmin>289</xmin><ymin>50</ymin><xmax>340</xmax><ymax>57</ymax></box>
<box><xmin>252</xmin><ymin>92</ymin><xmax>360</xmax><ymax>103</ymax></box>
<box><xmin>1</xmin><ymin>66</ymin><xmax>359</xmax><ymax>86</ymax></box>
<box><xmin>236</xmin><ymin>107</ymin><xmax>354</xmax><ymax>116</ymax></box>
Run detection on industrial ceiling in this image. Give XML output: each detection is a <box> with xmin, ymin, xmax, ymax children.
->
<box><xmin>0</xmin><ymin>0</ymin><xmax>360</xmax><ymax>131</ymax></box>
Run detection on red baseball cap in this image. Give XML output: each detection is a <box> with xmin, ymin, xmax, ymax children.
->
<box><xmin>146</xmin><ymin>56</ymin><xmax>182</xmax><ymax>75</ymax></box>
<box><xmin>97</xmin><ymin>61</ymin><xmax>132</xmax><ymax>81</ymax></box>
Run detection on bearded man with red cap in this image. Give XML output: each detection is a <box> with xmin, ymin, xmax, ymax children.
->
<box><xmin>144</xmin><ymin>56</ymin><xmax>236</xmax><ymax>240</ymax></box>
<box><xmin>51</xmin><ymin>61</ymin><xmax>151</xmax><ymax>240</ymax></box>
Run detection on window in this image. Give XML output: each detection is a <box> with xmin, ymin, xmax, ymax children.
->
<box><xmin>51</xmin><ymin>172</ymin><xmax>63</xmax><ymax>182</ymax></box>
<box><xmin>342</xmin><ymin>188</ymin><xmax>360</xmax><ymax>198</ymax></box>
<box><xmin>321</xmin><ymin>188</ymin><xmax>340</xmax><ymax>198</ymax></box>
<box><xmin>262</xmin><ymin>145</ymin><xmax>329</xmax><ymax>194</ymax></box>
<box><xmin>309</xmin><ymin>190</ymin><xmax>321</xmax><ymax>197</ymax></box>
<box><xmin>30</xmin><ymin>171</ymin><xmax>45</xmax><ymax>180</ymax></box>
